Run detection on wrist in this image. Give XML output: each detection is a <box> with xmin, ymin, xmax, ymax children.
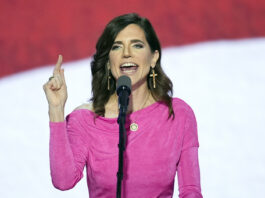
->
<box><xmin>48</xmin><ymin>105</ymin><xmax>65</xmax><ymax>122</ymax></box>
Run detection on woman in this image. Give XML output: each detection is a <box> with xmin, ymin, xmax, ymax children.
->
<box><xmin>43</xmin><ymin>13</ymin><xmax>203</xmax><ymax>198</ymax></box>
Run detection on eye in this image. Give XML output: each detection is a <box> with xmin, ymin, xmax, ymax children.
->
<box><xmin>134</xmin><ymin>43</ymin><xmax>144</xmax><ymax>49</ymax></box>
<box><xmin>111</xmin><ymin>45</ymin><xmax>121</xmax><ymax>51</ymax></box>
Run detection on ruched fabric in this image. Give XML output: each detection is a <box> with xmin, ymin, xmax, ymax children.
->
<box><xmin>49</xmin><ymin>98</ymin><xmax>203</xmax><ymax>197</ymax></box>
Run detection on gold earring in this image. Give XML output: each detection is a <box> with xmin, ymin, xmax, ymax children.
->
<box><xmin>106</xmin><ymin>62</ymin><xmax>111</xmax><ymax>90</ymax></box>
<box><xmin>107</xmin><ymin>69</ymin><xmax>111</xmax><ymax>90</ymax></box>
<box><xmin>149</xmin><ymin>67</ymin><xmax>157</xmax><ymax>88</ymax></box>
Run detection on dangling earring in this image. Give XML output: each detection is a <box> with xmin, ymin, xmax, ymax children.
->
<box><xmin>107</xmin><ymin>69</ymin><xmax>111</xmax><ymax>90</ymax></box>
<box><xmin>107</xmin><ymin>62</ymin><xmax>111</xmax><ymax>90</ymax></box>
<box><xmin>149</xmin><ymin>67</ymin><xmax>157</xmax><ymax>88</ymax></box>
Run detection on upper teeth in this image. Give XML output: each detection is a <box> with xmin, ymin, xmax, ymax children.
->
<box><xmin>121</xmin><ymin>63</ymin><xmax>136</xmax><ymax>67</ymax></box>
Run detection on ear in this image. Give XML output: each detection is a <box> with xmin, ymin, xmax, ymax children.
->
<box><xmin>151</xmin><ymin>50</ymin><xmax>159</xmax><ymax>68</ymax></box>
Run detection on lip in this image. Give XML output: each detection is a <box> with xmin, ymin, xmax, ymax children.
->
<box><xmin>119</xmin><ymin>62</ymin><xmax>139</xmax><ymax>74</ymax></box>
<box><xmin>119</xmin><ymin>62</ymin><xmax>138</xmax><ymax>68</ymax></box>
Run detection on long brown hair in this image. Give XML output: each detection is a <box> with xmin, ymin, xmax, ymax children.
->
<box><xmin>90</xmin><ymin>13</ymin><xmax>174</xmax><ymax>118</ymax></box>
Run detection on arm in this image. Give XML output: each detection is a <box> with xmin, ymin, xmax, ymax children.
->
<box><xmin>177</xmin><ymin>107</ymin><xmax>203</xmax><ymax>198</ymax></box>
<box><xmin>43</xmin><ymin>55</ymin><xmax>87</xmax><ymax>190</ymax></box>
<box><xmin>49</xmin><ymin>112</ymin><xmax>88</xmax><ymax>190</ymax></box>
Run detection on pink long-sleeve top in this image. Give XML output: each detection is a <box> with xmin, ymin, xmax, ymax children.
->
<box><xmin>49</xmin><ymin>98</ymin><xmax>203</xmax><ymax>198</ymax></box>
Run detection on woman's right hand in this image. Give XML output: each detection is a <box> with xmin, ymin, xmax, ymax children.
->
<box><xmin>43</xmin><ymin>55</ymin><xmax>68</xmax><ymax>109</ymax></box>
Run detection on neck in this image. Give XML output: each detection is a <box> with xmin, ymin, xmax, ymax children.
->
<box><xmin>128</xmin><ymin>82</ymin><xmax>151</xmax><ymax>113</ymax></box>
<box><xmin>105</xmin><ymin>81</ymin><xmax>155</xmax><ymax>117</ymax></box>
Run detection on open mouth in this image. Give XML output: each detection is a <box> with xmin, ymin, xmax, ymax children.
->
<box><xmin>120</xmin><ymin>62</ymin><xmax>138</xmax><ymax>72</ymax></box>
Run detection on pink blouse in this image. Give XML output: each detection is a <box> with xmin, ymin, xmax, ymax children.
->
<box><xmin>49</xmin><ymin>98</ymin><xmax>203</xmax><ymax>197</ymax></box>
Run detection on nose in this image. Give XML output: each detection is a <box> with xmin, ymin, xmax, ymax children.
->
<box><xmin>123</xmin><ymin>46</ymin><xmax>131</xmax><ymax>58</ymax></box>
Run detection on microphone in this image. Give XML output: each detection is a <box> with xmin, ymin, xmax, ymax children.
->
<box><xmin>116</xmin><ymin>75</ymin><xmax>131</xmax><ymax>116</ymax></box>
<box><xmin>116</xmin><ymin>76</ymin><xmax>131</xmax><ymax>197</ymax></box>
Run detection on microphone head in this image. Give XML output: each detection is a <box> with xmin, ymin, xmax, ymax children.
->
<box><xmin>116</xmin><ymin>75</ymin><xmax>131</xmax><ymax>95</ymax></box>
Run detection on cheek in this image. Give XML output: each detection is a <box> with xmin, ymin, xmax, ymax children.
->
<box><xmin>109</xmin><ymin>54</ymin><xmax>119</xmax><ymax>79</ymax></box>
<box><xmin>110</xmin><ymin>66</ymin><xmax>119</xmax><ymax>80</ymax></box>
<box><xmin>140</xmin><ymin>51</ymin><xmax>154</xmax><ymax>65</ymax></box>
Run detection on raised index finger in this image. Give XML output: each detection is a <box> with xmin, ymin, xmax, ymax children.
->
<box><xmin>53</xmin><ymin>55</ymin><xmax>63</xmax><ymax>75</ymax></box>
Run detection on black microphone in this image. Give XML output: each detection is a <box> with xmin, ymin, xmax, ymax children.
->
<box><xmin>116</xmin><ymin>75</ymin><xmax>131</xmax><ymax>116</ymax></box>
<box><xmin>116</xmin><ymin>76</ymin><xmax>131</xmax><ymax>198</ymax></box>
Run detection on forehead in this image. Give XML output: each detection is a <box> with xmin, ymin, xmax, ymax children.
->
<box><xmin>114</xmin><ymin>24</ymin><xmax>146</xmax><ymax>42</ymax></box>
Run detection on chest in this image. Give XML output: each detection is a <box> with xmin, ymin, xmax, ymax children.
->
<box><xmin>85</xmin><ymin>122</ymin><xmax>183</xmax><ymax>191</ymax></box>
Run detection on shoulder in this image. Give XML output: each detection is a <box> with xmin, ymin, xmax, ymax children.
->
<box><xmin>74</xmin><ymin>102</ymin><xmax>94</xmax><ymax>111</ymax></box>
<box><xmin>172</xmin><ymin>97</ymin><xmax>194</xmax><ymax>111</ymax></box>
<box><xmin>66</xmin><ymin>102</ymin><xmax>94</xmax><ymax>123</ymax></box>
<box><xmin>171</xmin><ymin>97</ymin><xmax>196</xmax><ymax>118</ymax></box>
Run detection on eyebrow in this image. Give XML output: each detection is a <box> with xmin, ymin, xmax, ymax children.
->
<box><xmin>113</xmin><ymin>39</ymin><xmax>145</xmax><ymax>45</ymax></box>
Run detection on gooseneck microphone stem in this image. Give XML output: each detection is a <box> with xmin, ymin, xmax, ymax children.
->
<box><xmin>116</xmin><ymin>76</ymin><xmax>131</xmax><ymax>198</ymax></box>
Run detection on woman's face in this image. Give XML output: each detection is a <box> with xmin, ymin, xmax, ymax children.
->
<box><xmin>108</xmin><ymin>24</ymin><xmax>159</xmax><ymax>87</ymax></box>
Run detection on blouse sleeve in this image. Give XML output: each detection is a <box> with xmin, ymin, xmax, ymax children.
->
<box><xmin>177</xmin><ymin>107</ymin><xmax>203</xmax><ymax>198</ymax></box>
<box><xmin>49</xmin><ymin>112</ymin><xmax>88</xmax><ymax>190</ymax></box>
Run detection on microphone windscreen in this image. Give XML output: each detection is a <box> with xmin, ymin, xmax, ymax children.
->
<box><xmin>116</xmin><ymin>75</ymin><xmax>131</xmax><ymax>90</ymax></box>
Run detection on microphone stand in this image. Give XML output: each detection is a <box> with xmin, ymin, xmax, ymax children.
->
<box><xmin>116</xmin><ymin>89</ymin><xmax>129</xmax><ymax>198</ymax></box>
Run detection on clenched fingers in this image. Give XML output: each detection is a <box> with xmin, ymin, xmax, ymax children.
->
<box><xmin>43</xmin><ymin>76</ymin><xmax>63</xmax><ymax>92</ymax></box>
<box><xmin>49</xmin><ymin>75</ymin><xmax>63</xmax><ymax>90</ymax></box>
